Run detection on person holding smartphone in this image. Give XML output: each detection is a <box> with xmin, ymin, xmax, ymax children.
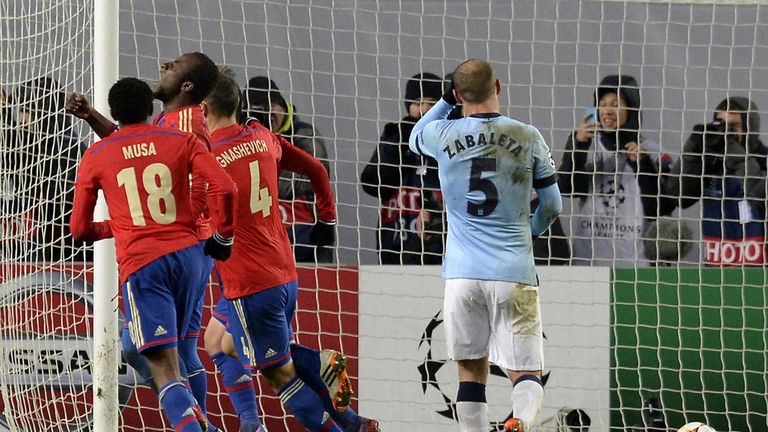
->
<box><xmin>557</xmin><ymin>74</ymin><xmax>664</xmax><ymax>266</ymax></box>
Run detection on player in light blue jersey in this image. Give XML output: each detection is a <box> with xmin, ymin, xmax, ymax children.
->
<box><xmin>409</xmin><ymin>59</ymin><xmax>562</xmax><ymax>432</ymax></box>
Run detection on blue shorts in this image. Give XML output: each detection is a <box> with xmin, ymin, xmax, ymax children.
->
<box><xmin>122</xmin><ymin>243</ymin><xmax>210</xmax><ymax>353</ymax></box>
<box><xmin>187</xmin><ymin>248</ymin><xmax>214</xmax><ymax>338</ymax></box>
<box><xmin>211</xmin><ymin>294</ymin><xmax>230</xmax><ymax>326</ymax></box>
<box><xmin>228</xmin><ymin>280</ymin><xmax>298</xmax><ymax>370</ymax></box>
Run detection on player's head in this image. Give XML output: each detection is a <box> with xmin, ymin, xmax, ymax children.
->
<box><xmin>404</xmin><ymin>72</ymin><xmax>442</xmax><ymax>118</ymax></box>
<box><xmin>452</xmin><ymin>59</ymin><xmax>499</xmax><ymax>105</ymax></box>
<box><xmin>154</xmin><ymin>52</ymin><xmax>219</xmax><ymax>105</ymax></box>
<box><xmin>108</xmin><ymin>77</ymin><xmax>154</xmax><ymax>125</ymax></box>
<box><xmin>242</xmin><ymin>76</ymin><xmax>291</xmax><ymax>132</ymax></box>
<box><xmin>204</xmin><ymin>67</ymin><xmax>241</xmax><ymax>120</ymax></box>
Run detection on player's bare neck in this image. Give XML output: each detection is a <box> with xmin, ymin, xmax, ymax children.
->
<box><xmin>207</xmin><ymin>115</ymin><xmax>237</xmax><ymax>132</ymax></box>
<box><xmin>163</xmin><ymin>95</ymin><xmax>195</xmax><ymax>112</ymax></box>
<box><xmin>462</xmin><ymin>100</ymin><xmax>500</xmax><ymax>117</ymax></box>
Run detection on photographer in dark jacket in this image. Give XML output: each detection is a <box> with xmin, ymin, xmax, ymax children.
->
<box><xmin>360</xmin><ymin>72</ymin><xmax>445</xmax><ymax>264</ymax></box>
<box><xmin>661</xmin><ymin>97</ymin><xmax>768</xmax><ymax>265</ymax></box>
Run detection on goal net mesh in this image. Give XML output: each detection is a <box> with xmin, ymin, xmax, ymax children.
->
<box><xmin>1</xmin><ymin>1</ymin><xmax>766</xmax><ymax>431</ymax></box>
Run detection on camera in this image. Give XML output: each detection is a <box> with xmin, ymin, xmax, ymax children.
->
<box><xmin>692</xmin><ymin>120</ymin><xmax>728</xmax><ymax>155</ymax></box>
<box><xmin>693</xmin><ymin>121</ymin><xmax>737</xmax><ymax>156</ymax></box>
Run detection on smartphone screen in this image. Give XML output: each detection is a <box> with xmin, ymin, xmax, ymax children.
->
<box><xmin>583</xmin><ymin>107</ymin><xmax>597</xmax><ymax>123</ymax></box>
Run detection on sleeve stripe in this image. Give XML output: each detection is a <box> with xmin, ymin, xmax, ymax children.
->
<box><xmin>413</xmin><ymin>134</ymin><xmax>425</xmax><ymax>156</ymax></box>
<box><xmin>532</xmin><ymin>173</ymin><xmax>557</xmax><ymax>189</ymax></box>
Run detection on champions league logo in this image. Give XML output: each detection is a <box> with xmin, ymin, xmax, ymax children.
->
<box><xmin>599</xmin><ymin>180</ymin><xmax>625</xmax><ymax>213</ymax></box>
<box><xmin>417</xmin><ymin>309</ymin><xmax>552</xmax><ymax>431</ymax></box>
<box><xmin>0</xmin><ymin>269</ymin><xmax>138</xmax><ymax>431</ymax></box>
<box><xmin>418</xmin><ymin>310</ymin><xmax>592</xmax><ymax>431</ymax></box>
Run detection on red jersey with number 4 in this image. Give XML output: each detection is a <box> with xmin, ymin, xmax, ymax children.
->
<box><xmin>71</xmin><ymin>123</ymin><xmax>237</xmax><ymax>284</ymax></box>
<box><xmin>154</xmin><ymin>105</ymin><xmax>214</xmax><ymax>239</ymax></box>
<box><xmin>210</xmin><ymin>123</ymin><xmax>297</xmax><ymax>299</ymax></box>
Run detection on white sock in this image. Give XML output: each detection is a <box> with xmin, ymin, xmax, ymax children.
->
<box><xmin>511</xmin><ymin>379</ymin><xmax>544</xmax><ymax>428</ymax></box>
<box><xmin>456</xmin><ymin>401</ymin><xmax>489</xmax><ymax>432</ymax></box>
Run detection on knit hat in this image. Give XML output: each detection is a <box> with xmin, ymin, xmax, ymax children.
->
<box><xmin>244</xmin><ymin>76</ymin><xmax>287</xmax><ymax>112</ymax></box>
<box><xmin>404</xmin><ymin>72</ymin><xmax>442</xmax><ymax>110</ymax></box>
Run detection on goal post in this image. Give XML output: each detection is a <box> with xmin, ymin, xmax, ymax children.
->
<box><xmin>91</xmin><ymin>0</ymin><xmax>120</xmax><ymax>431</ymax></box>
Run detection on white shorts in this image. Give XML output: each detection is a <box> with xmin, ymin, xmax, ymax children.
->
<box><xmin>443</xmin><ymin>279</ymin><xmax>543</xmax><ymax>371</ymax></box>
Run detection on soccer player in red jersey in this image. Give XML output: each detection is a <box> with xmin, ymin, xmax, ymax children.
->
<box><xmin>70</xmin><ymin>77</ymin><xmax>238</xmax><ymax>432</ymax></box>
<box><xmin>202</xmin><ymin>71</ymin><xmax>379</xmax><ymax>432</ymax></box>
<box><xmin>66</xmin><ymin>52</ymin><xmax>225</xmax><ymax>428</ymax></box>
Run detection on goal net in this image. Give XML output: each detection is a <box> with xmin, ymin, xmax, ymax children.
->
<box><xmin>1</xmin><ymin>0</ymin><xmax>767</xmax><ymax>431</ymax></box>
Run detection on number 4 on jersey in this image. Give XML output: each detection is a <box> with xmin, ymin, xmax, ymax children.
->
<box><xmin>249</xmin><ymin>160</ymin><xmax>272</xmax><ymax>217</ymax></box>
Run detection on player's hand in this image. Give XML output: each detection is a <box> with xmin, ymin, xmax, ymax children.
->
<box><xmin>309</xmin><ymin>220</ymin><xmax>336</xmax><ymax>247</ymax></box>
<box><xmin>65</xmin><ymin>92</ymin><xmax>93</xmax><ymax>119</ymax></box>
<box><xmin>204</xmin><ymin>232</ymin><xmax>234</xmax><ymax>261</ymax></box>
<box><xmin>574</xmin><ymin>112</ymin><xmax>598</xmax><ymax>143</ymax></box>
<box><xmin>442</xmin><ymin>76</ymin><xmax>457</xmax><ymax>105</ymax></box>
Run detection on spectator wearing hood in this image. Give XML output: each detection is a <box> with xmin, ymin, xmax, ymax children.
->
<box><xmin>661</xmin><ymin>97</ymin><xmax>768</xmax><ymax>265</ymax></box>
<box><xmin>241</xmin><ymin>77</ymin><xmax>333</xmax><ymax>263</ymax></box>
<box><xmin>558</xmin><ymin>74</ymin><xmax>662</xmax><ymax>266</ymax></box>
<box><xmin>360</xmin><ymin>72</ymin><xmax>445</xmax><ymax>264</ymax></box>
<box><xmin>3</xmin><ymin>77</ymin><xmax>87</xmax><ymax>262</ymax></box>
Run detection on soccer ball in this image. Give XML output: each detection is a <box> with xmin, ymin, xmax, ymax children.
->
<box><xmin>677</xmin><ymin>422</ymin><xmax>716</xmax><ymax>432</ymax></box>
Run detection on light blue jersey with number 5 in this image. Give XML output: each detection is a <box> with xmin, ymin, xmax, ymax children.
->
<box><xmin>409</xmin><ymin>100</ymin><xmax>557</xmax><ymax>285</ymax></box>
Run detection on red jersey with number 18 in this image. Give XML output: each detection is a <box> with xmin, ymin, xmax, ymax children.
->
<box><xmin>71</xmin><ymin>123</ymin><xmax>237</xmax><ymax>284</ymax></box>
<box><xmin>210</xmin><ymin>123</ymin><xmax>297</xmax><ymax>299</ymax></box>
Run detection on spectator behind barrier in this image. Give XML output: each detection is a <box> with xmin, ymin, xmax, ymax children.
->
<box><xmin>360</xmin><ymin>72</ymin><xmax>446</xmax><ymax>264</ymax></box>
<box><xmin>660</xmin><ymin>97</ymin><xmax>768</xmax><ymax>266</ymax></box>
<box><xmin>558</xmin><ymin>74</ymin><xmax>662</xmax><ymax>267</ymax></box>
<box><xmin>5</xmin><ymin>78</ymin><xmax>87</xmax><ymax>262</ymax></box>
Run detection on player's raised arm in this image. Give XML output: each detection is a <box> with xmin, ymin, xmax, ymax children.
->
<box><xmin>408</xmin><ymin>85</ymin><xmax>455</xmax><ymax>157</ymax></box>
<box><xmin>65</xmin><ymin>92</ymin><xmax>118</xmax><ymax>138</ymax></box>
<box><xmin>69</xmin><ymin>154</ymin><xmax>112</xmax><ymax>242</ymax></box>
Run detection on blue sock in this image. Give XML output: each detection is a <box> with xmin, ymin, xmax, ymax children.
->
<box><xmin>290</xmin><ymin>344</ymin><xmax>359</xmax><ymax>427</ymax></box>
<box><xmin>179</xmin><ymin>337</ymin><xmax>208</xmax><ymax>413</ymax></box>
<box><xmin>211</xmin><ymin>352</ymin><xmax>261</xmax><ymax>424</ymax></box>
<box><xmin>278</xmin><ymin>376</ymin><xmax>342</xmax><ymax>432</ymax></box>
<box><xmin>157</xmin><ymin>381</ymin><xmax>203</xmax><ymax>432</ymax></box>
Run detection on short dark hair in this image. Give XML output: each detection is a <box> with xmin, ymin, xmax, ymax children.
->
<box><xmin>184</xmin><ymin>52</ymin><xmax>219</xmax><ymax>103</ymax></box>
<box><xmin>206</xmin><ymin>67</ymin><xmax>241</xmax><ymax>118</ymax></box>
<box><xmin>452</xmin><ymin>59</ymin><xmax>496</xmax><ymax>104</ymax></box>
<box><xmin>108</xmin><ymin>77</ymin><xmax>153</xmax><ymax>124</ymax></box>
